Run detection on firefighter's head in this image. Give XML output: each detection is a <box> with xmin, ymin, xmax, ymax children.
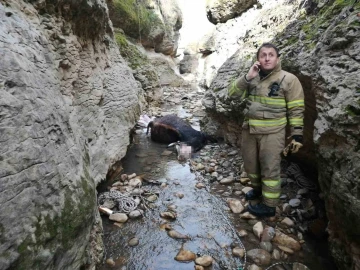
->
<box><xmin>256</xmin><ymin>43</ymin><xmax>280</xmax><ymax>72</ymax></box>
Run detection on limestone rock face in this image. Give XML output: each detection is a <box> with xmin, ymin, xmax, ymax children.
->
<box><xmin>206</xmin><ymin>0</ymin><xmax>258</xmax><ymax>24</ymax></box>
<box><xmin>0</xmin><ymin>1</ymin><xmax>144</xmax><ymax>269</ymax></box>
<box><xmin>108</xmin><ymin>0</ymin><xmax>182</xmax><ymax>56</ymax></box>
<box><xmin>203</xmin><ymin>0</ymin><xmax>360</xmax><ymax>268</ymax></box>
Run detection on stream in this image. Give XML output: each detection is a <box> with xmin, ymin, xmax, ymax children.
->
<box><xmin>96</xmin><ymin>86</ymin><xmax>337</xmax><ymax>270</ymax></box>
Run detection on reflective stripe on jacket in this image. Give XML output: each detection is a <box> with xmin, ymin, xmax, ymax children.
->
<box><xmin>228</xmin><ymin>61</ymin><xmax>304</xmax><ymax>135</ymax></box>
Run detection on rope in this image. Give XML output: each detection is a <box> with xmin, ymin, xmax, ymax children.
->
<box><xmin>286</xmin><ymin>163</ymin><xmax>317</xmax><ymax>191</ymax></box>
<box><xmin>98</xmin><ymin>190</ymin><xmax>137</xmax><ymax>213</ymax></box>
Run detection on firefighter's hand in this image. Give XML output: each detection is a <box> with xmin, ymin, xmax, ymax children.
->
<box><xmin>283</xmin><ymin>135</ymin><xmax>303</xmax><ymax>156</ymax></box>
<box><xmin>246</xmin><ymin>61</ymin><xmax>261</xmax><ymax>80</ymax></box>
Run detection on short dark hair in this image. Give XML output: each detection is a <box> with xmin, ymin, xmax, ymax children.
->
<box><xmin>256</xmin><ymin>43</ymin><xmax>280</xmax><ymax>58</ymax></box>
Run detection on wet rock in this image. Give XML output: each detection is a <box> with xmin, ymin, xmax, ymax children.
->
<box><xmin>174</xmin><ymin>248</ymin><xmax>196</xmax><ymax>261</ymax></box>
<box><xmin>160</xmin><ymin>211</ymin><xmax>177</xmax><ymax>220</ymax></box>
<box><xmin>253</xmin><ymin>222</ymin><xmax>263</xmax><ymax>239</ymax></box>
<box><xmin>196</xmin><ymin>183</ymin><xmax>206</xmax><ymax>189</ymax></box>
<box><xmin>147</xmin><ymin>195</ymin><xmax>158</xmax><ymax>202</ymax></box>
<box><xmin>128</xmin><ymin>237</ymin><xmax>139</xmax><ymax>247</ymax></box>
<box><xmin>227</xmin><ymin>199</ymin><xmax>244</xmax><ymax>213</ymax></box>
<box><xmin>196</xmin><ymin>163</ymin><xmax>205</xmax><ymax>170</ymax></box>
<box><xmin>249</xmin><ymin>264</ymin><xmax>262</xmax><ymax>270</ymax></box>
<box><xmin>102</xmin><ymin>199</ymin><xmax>116</xmax><ymax>209</ymax></box>
<box><xmin>109</xmin><ymin>213</ymin><xmax>128</xmax><ymax>223</ymax></box>
<box><xmin>240</xmin><ymin>177</ymin><xmax>251</xmax><ymax>184</ymax></box>
<box><xmin>167</xmin><ymin>230</ymin><xmax>190</xmax><ymax>239</ymax></box>
<box><xmin>272</xmin><ymin>249</ymin><xmax>281</xmax><ymax>260</ymax></box>
<box><xmin>289</xmin><ymin>198</ymin><xmax>301</xmax><ymax>207</ymax></box>
<box><xmin>247</xmin><ymin>249</ymin><xmax>271</xmax><ymax>266</ymax></box>
<box><xmin>106</xmin><ymin>258</ymin><xmax>116</xmax><ymax>267</ymax></box>
<box><xmin>220</xmin><ymin>177</ymin><xmax>234</xmax><ymax>184</ymax></box>
<box><xmin>272</xmin><ymin>229</ymin><xmax>301</xmax><ymax>251</ymax></box>
<box><xmin>129</xmin><ymin>210</ymin><xmax>143</xmax><ymax>219</ymax></box>
<box><xmin>195</xmin><ymin>255</ymin><xmax>213</xmax><ymax>266</ymax></box>
<box><xmin>281</xmin><ymin>217</ymin><xmax>295</xmax><ymax>227</ymax></box>
<box><xmin>237</xmin><ymin>229</ymin><xmax>248</xmax><ymax>237</ymax></box>
<box><xmin>232</xmin><ymin>247</ymin><xmax>245</xmax><ymax>258</ymax></box>
<box><xmin>261</xmin><ymin>227</ymin><xmax>275</xmax><ymax>242</ymax></box>
<box><xmin>175</xmin><ymin>193</ymin><xmax>184</xmax><ymax>199</ymax></box>
<box><xmin>167</xmin><ymin>204</ymin><xmax>177</xmax><ymax>211</ymax></box>
<box><xmin>282</xmin><ymin>203</ymin><xmax>291</xmax><ymax>214</ymax></box>
<box><xmin>259</xmin><ymin>241</ymin><xmax>273</xmax><ymax>253</ymax></box>
<box><xmin>129</xmin><ymin>177</ymin><xmax>142</xmax><ymax>187</ymax></box>
<box><xmin>242</xmin><ymin>187</ymin><xmax>253</xmax><ymax>194</ymax></box>
<box><xmin>297</xmin><ymin>188</ymin><xmax>309</xmax><ymax>196</ymax></box>
<box><xmin>240</xmin><ymin>212</ymin><xmax>257</xmax><ymax>219</ymax></box>
<box><xmin>277</xmin><ymin>245</ymin><xmax>294</xmax><ymax>254</ymax></box>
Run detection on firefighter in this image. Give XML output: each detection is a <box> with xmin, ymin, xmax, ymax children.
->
<box><xmin>228</xmin><ymin>43</ymin><xmax>304</xmax><ymax>217</ymax></box>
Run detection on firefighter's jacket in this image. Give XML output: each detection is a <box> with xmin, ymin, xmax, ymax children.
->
<box><xmin>228</xmin><ymin>61</ymin><xmax>304</xmax><ymax>136</ymax></box>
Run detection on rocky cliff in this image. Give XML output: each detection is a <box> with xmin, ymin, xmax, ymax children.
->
<box><xmin>0</xmin><ymin>0</ymin><xmax>144</xmax><ymax>269</ymax></box>
<box><xmin>202</xmin><ymin>0</ymin><xmax>360</xmax><ymax>269</ymax></box>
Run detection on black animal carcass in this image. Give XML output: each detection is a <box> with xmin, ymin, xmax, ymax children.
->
<box><xmin>146</xmin><ymin>114</ymin><xmax>214</xmax><ymax>152</ymax></box>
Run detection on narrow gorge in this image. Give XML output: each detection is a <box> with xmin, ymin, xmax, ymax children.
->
<box><xmin>0</xmin><ymin>0</ymin><xmax>359</xmax><ymax>270</ymax></box>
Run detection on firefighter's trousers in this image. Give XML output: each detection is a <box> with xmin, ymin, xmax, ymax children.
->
<box><xmin>241</xmin><ymin>128</ymin><xmax>285</xmax><ymax>207</ymax></box>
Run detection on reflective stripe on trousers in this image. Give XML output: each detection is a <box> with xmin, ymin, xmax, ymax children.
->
<box><xmin>241</xmin><ymin>128</ymin><xmax>285</xmax><ymax>207</ymax></box>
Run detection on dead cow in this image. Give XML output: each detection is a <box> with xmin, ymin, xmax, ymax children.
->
<box><xmin>146</xmin><ymin>114</ymin><xmax>214</xmax><ymax>152</ymax></box>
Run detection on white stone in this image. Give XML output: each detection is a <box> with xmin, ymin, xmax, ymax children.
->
<box><xmin>281</xmin><ymin>217</ymin><xmax>295</xmax><ymax>227</ymax></box>
<box><xmin>232</xmin><ymin>247</ymin><xmax>245</xmax><ymax>258</ymax></box>
<box><xmin>253</xmin><ymin>221</ymin><xmax>264</xmax><ymax>239</ymax></box>
<box><xmin>195</xmin><ymin>255</ymin><xmax>213</xmax><ymax>266</ymax></box>
<box><xmin>242</xmin><ymin>187</ymin><xmax>253</xmax><ymax>194</ymax></box>
<box><xmin>109</xmin><ymin>213</ymin><xmax>128</xmax><ymax>223</ymax></box>
<box><xmin>227</xmin><ymin>199</ymin><xmax>244</xmax><ymax>213</ymax></box>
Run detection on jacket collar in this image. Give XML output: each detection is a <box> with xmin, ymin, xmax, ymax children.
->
<box><xmin>259</xmin><ymin>60</ymin><xmax>282</xmax><ymax>81</ymax></box>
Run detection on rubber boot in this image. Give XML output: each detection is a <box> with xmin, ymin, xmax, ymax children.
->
<box><xmin>248</xmin><ymin>203</ymin><xmax>276</xmax><ymax>217</ymax></box>
<box><xmin>245</xmin><ymin>189</ymin><xmax>262</xmax><ymax>200</ymax></box>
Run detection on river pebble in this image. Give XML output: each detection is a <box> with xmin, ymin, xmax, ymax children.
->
<box><xmin>289</xmin><ymin>198</ymin><xmax>301</xmax><ymax>207</ymax></box>
<box><xmin>174</xmin><ymin>248</ymin><xmax>196</xmax><ymax>261</ymax></box>
<box><xmin>109</xmin><ymin>213</ymin><xmax>128</xmax><ymax>223</ymax></box>
<box><xmin>195</xmin><ymin>255</ymin><xmax>213</xmax><ymax>266</ymax></box>
<box><xmin>247</xmin><ymin>249</ymin><xmax>271</xmax><ymax>266</ymax></box>
<box><xmin>259</xmin><ymin>241</ymin><xmax>273</xmax><ymax>252</ymax></box>
<box><xmin>129</xmin><ymin>210</ymin><xmax>143</xmax><ymax>219</ymax></box>
<box><xmin>128</xmin><ymin>237</ymin><xmax>139</xmax><ymax>246</ymax></box>
<box><xmin>232</xmin><ymin>247</ymin><xmax>245</xmax><ymax>258</ymax></box>
<box><xmin>253</xmin><ymin>222</ymin><xmax>263</xmax><ymax>239</ymax></box>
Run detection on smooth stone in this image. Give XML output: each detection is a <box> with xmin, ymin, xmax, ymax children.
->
<box><xmin>195</xmin><ymin>255</ymin><xmax>213</xmax><ymax>266</ymax></box>
<box><xmin>272</xmin><ymin>249</ymin><xmax>281</xmax><ymax>260</ymax></box>
<box><xmin>220</xmin><ymin>176</ymin><xmax>234</xmax><ymax>184</ymax></box>
<box><xmin>232</xmin><ymin>247</ymin><xmax>245</xmax><ymax>258</ymax></box>
<box><xmin>272</xmin><ymin>229</ymin><xmax>301</xmax><ymax>251</ymax></box>
<box><xmin>128</xmin><ymin>177</ymin><xmax>142</xmax><ymax>187</ymax></box>
<box><xmin>253</xmin><ymin>222</ymin><xmax>264</xmax><ymax>239</ymax></box>
<box><xmin>167</xmin><ymin>230</ymin><xmax>190</xmax><ymax>239</ymax></box>
<box><xmin>259</xmin><ymin>241</ymin><xmax>273</xmax><ymax>252</ymax></box>
<box><xmin>242</xmin><ymin>187</ymin><xmax>253</xmax><ymax>194</ymax></box>
<box><xmin>129</xmin><ymin>210</ymin><xmax>143</xmax><ymax>219</ymax></box>
<box><xmin>240</xmin><ymin>212</ymin><xmax>257</xmax><ymax>219</ymax></box>
<box><xmin>227</xmin><ymin>199</ymin><xmax>244</xmax><ymax>213</ymax></box>
<box><xmin>261</xmin><ymin>227</ymin><xmax>275</xmax><ymax>242</ymax></box>
<box><xmin>128</xmin><ymin>237</ymin><xmax>139</xmax><ymax>246</ymax></box>
<box><xmin>289</xmin><ymin>198</ymin><xmax>301</xmax><ymax>207</ymax></box>
<box><xmin>106</xmin><ymin>258</ymin><xmax>116</xmax><ymax>267</ymax></box>
<box><xmin>175</xmin><ymin>193</ymin><xmax>184</xmax><ymax>199</ymax></box>
<box><xmin>228</xmin><ymin>150</ymin><xmax>238</xmax><ymax>156</ymax></box>
<box><xmin>127</xmin><ymin>173</ymin><xmax>136</xmax><ymax>179</ymax></box>
<box><xmin>211</xmin><ymin>172</ymin><xmax>218</xmax><ymax>177</ymax></box>
<box><xmin>196</xmin><ymin>163</ymin><xmax>205</xmax><ymax>170</ymax></box>
<box><xmin>196</xmin><ymin>183</ymin><xmax>206</xmax><ymax>189</ymax></box>
<box><xmin>247</xmin><ymin>249</ymin><xmax>271</xmax><ymax>266</ymax></box>
<box><xmin>297</xmin><ymin>188</ymin><xmax>309</xmax><ymax>195</ymax></box>
<box><xmin>147</xmin><ymin>195</ymin><xmax>158</xmax><ymax>202</ymax></box>
<box><xmin>281</xmin><ymin>217</ymin><xmax>295</xmax><ymax>227</ymax></box>
<box><xmin>174</xmin><ymin>249</ymin><xmax>196</xmax><ymax>261</ymax></box>
<box><xmin>278</xmin><ymin>245</ymin><xmax>294</xmax><ymax>254</ymax></box>
<box><xmin>195</xmin><ymin>266</ymin><xmax>204</xmax><ymax>270</ymax></box>
<box><xmin>237</xmin><ymin>229</ymin><xmax>248</xmax><ymax>237</ymax></box>
<box><xmin>160</xmin><ymin>212</ymin><xmax>177</xmax><ymax>220</ymax></box>
<box><xmin>282</xmin><ymin>203</ymin><xmax>291</xmax><ymax>214</ymax></box>
<box><xmin>249</xmin><ymin>264</ymin><xmax>262</xmax><ymax>270</ymax></box>
<box><xmin>240</xmin><ymin>177</ymin><xmax>251</xmax><ymax>184</ymax></box>
<box><xmin>109</xmin><ymin>213</ymin><xmax>128</xmax><ymax>223</ymax></box>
